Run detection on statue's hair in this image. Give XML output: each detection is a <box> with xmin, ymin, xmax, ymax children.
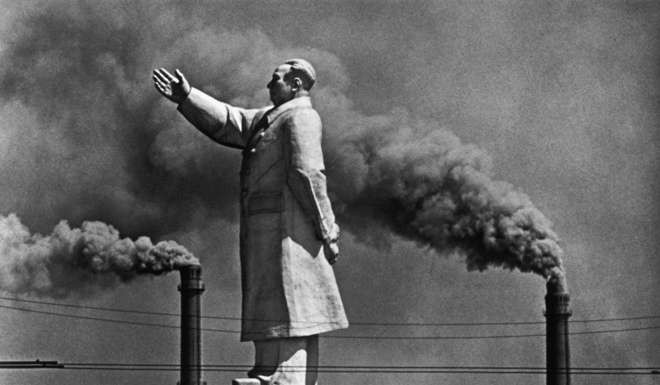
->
<box><xmin>284</xmin><ymin>58</ymin><xmax>316</xmax><ymax>90</ymax></box>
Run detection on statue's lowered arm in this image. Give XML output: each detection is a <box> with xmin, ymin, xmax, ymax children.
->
<box><xmin>284</xmin><ymin>110</ymin><xmax>340</xmax><ymax>250</ymax></box>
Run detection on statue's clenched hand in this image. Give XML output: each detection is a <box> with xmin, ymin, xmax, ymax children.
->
<box><xmin>153</xmin><ymin>68</ymin><xmax>191</xmax><ymax>104</ymax></box>
<box><xmin>324</xmin><ymin>241</ymin><xmax>340</xmax><ymax>265</ymax></box>
<box><xmin>324</xmin><ymin>223</ymin><xmax>340</xmax><ymax>265</ymax></box>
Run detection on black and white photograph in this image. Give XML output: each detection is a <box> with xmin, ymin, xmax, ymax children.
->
<box><xmin>0</xmin><ymin>1</ymin><xmax>658</xmax><ymax>384</ymax></box>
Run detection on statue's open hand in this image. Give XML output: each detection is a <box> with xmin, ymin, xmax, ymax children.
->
<box><xmin>153</xmin><ymin>68</ymin><xmax>191</xmax><ymax>104</ymax></box>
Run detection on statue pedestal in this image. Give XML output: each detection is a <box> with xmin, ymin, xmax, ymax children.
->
<box><xmin>231</xmin><ymin>379</ymin><xmax>261</xmax><ymax>385</ymax></box>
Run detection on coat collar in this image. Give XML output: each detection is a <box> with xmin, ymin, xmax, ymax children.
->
<box><xmin>265</xmin><ymin>96</ymin><xmax>312</xmax><ymax>124</ymax></box>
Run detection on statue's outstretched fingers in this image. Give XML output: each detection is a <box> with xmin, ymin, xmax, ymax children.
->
<box><xmin>153</xmin><ymin>82</ymin><xmax>167</xmax><ymax>95</ymax></box>
<box><xmin>160</xmin><ymin>68</ymin><xmax>177</xmax><ymax>82</ymax></box>
<box><xmin>152</xmin><ymin>74</ymin><xmax>165</xmax><ymax>86</ymax></box>
<box><xmin>153</xmin><ymin>69</ymin><xmax>170</xmax><ymax>84</ymax></box>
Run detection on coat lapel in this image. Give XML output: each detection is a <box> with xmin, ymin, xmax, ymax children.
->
<box><xmin>244</xmin><ymin>96</ymin><xmax>313</xmax><ymax>153</ymax></box>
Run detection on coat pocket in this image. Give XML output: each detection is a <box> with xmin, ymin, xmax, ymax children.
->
<box><xmin>247</xmin><ymin>192</ymin><xmax>283</xmax><ymax>216</ymax></box>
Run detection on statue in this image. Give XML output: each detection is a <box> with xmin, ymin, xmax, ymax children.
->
<box><xmin>153</xmin><ymin>59</ymin><xmax>348</xmax><ymax>385</ymax></box>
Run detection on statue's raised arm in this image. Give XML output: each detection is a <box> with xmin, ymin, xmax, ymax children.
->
<box><xmin>153</xmin><ymin>68</ymin><xmax>191</xmax><ymax>104</ymax></box>
<box><xmin>152</xmin><ymin>67</ymin><xmax>261</xmax><ymax>148</ymax></box>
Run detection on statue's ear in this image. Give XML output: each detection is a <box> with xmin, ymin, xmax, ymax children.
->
<box><xmin>292</xmin><ymin>77</ymin><xmax>303</xmax><ymax>91</ymax></box>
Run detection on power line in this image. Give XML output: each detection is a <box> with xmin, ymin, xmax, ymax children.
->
<box><xmin>0</xmin><ymin>304</ymin><xmax>231</xmax><ymax>334</ymax></box>
<box><xmin>3</xmin><ymin>360</ymin><xmax>657</xmax><ymax>375</ymax></box>
<box><xmin>326</xmin><ymin>325</ymin><xmax>660</xmax><ymax>340</ymax></box>
<box><xmin>0</xmin><ymin>296</ymin><xmax>181</xmax><ymax>318</ymax></box>
<box><xmin>2</xmin><ymin>303</ymin><xmax>659</xmax><ymax>340</ymax></box>
<box><xmin>57</xmin><ymin>362</ymin><xmax>660</xmax><ymax>371</ymax></box>
<box><xmin>2</xmin><ymin>295</ymin><xmax>658</xmax><ymax>327</ymax></box>
<box><xmin>17</xmin><ymin>365</ymin><xmax>659</xmax><ymax>375</ymax></box>
<box><xmin>0</xmin><ymin>360</ymin><xmax>63</xmax><ymax>369</ymax></box>
<box><xmin>2</xmin><ymin>360</ymin><xmax>657</xmax><ymax>378</ymax></box>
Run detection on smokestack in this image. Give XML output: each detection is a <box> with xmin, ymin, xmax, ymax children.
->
<box><xmin>178</xmin><ymin>265</ymin><xmax>206</xmax><ymax>385</ymax></box>
<box><xmin>544</xmin><ymin>280</ymin><xmax>571</xmax><ymax>385</ymax></box>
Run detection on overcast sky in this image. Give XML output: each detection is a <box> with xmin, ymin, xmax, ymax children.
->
<box><xmin>0</xmin><ymin>1</ymin><xmax>658</xmax><ymax>385</ymax></box>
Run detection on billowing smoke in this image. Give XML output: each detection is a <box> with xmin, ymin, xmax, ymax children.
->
<box><xmin>319</xmin><ymin>107</ymin><xmax>567</xmax><ymax>291</ymax></box>
<box><xmin>0</xmin><ymin>214</ymin><xmax>198</xmax><ymax>298</ymax></box>
<box><xmin>0</xmin><ymin>0</ymin><xmax>567</xmax><ymax>297</ymax></box>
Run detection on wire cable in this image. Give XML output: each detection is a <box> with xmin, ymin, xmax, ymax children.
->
<box><xmin>2</xmin><ymin>303</ymin><xmax>659</xmax><ymax>340</ymax></box>
<box><xmin>2</xmin><ymin>361</ymin><xmax>657</xmax><ymax>377</ymax></box>
<box><xmin>58</xmin><ymin>362</ymin><xmax>660</xmax><ymax>371</ymax></box>
<box><xmin>19</xmin><ymin>364</ymin><xmax>660</xmax><ymax>375</ymax></box>
<box><xmin>3</xmin><ymin>360</ymin><xmax>658</xmax><ymax>375</ymax></box>
<box><xmin>0</xmin><ymin>303</ymin><xmax>232</xmax><ymax>334</ymax></box>
<box><xmin>2</xmin><ymin>295</ymin><xmax>659</xmax><ymax>327</ymax></box>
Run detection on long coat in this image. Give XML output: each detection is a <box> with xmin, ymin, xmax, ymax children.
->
<box><xmin>178</xmin><ymin>88</ymin><xmax>349</xmax><ymax>341</ymax></box>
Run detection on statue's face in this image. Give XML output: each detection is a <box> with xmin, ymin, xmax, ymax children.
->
<box><xmin>267</xmin><ymin>64</ymin><xmax>294</xmax><ymax>106</ymax></box>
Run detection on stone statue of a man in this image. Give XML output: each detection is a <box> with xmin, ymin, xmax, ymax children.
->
<box><xmin>153</xmin><ymin>59</ymin><xmax>348</xmax><ymax>385</ymax></box>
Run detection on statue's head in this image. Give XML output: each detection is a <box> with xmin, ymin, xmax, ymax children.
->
<box><xmin>267</xmin><ymin>58</ymin><xmax>316</xmax><ymax>106</ymax></box>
